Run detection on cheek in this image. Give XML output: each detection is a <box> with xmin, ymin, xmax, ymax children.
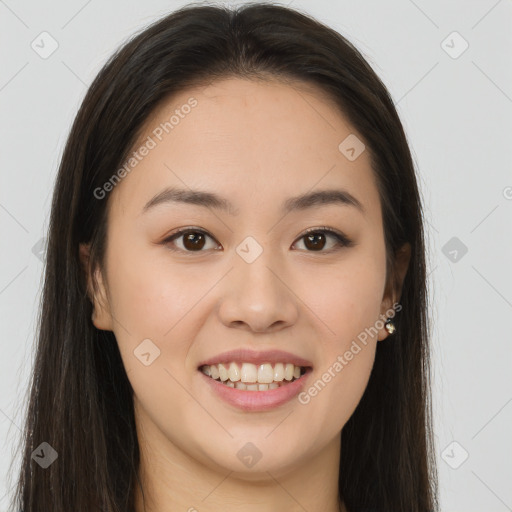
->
<box><xmin>105</xmin><ymin>249</ymin><xmax>201</xmax><ymax>425</ymax></box>
<box><xmin>298</xmin><ymin>310</ymin><xmax>377</xmax><ymax>442</ymax></box>
<box><xmin>307</xmin><ymin>251</ymin><xmax>386</xmax><ymax>346</ymax></box>
<box><xmin>103</xmin><ymin>235</ymin><xmax>209</xmax><ymax>400</ymax></box>
<box><xmin>105</xmin><ymin>236</ymin><xmax>200</xmax><ymax>340</ymax></box>
<box><xmin>304</xmin><ymin>345</ymin><xmax>375</xmax><ymax>442</ymax></box>
<box><xmin>295</xmin><ymin>252</ymin><xmax>384</xmax><ymax>427</ymax></box>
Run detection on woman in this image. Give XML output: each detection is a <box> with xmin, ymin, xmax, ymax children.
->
<box><xmin>11</xmin><ymin>2</ymin><xmax>438</xmax><ymax>511</ymax></box>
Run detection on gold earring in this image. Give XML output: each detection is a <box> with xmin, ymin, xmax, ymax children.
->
<box><xmin>384</xmin><ymin>318</ymin><xmax>396</xmax><ymax>334</ymax></box>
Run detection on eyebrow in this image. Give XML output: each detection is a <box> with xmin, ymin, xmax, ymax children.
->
<box><xmin>141</xmin><ymin>186</ymin><xmax>365</xmax><ymax>216</ymax></box>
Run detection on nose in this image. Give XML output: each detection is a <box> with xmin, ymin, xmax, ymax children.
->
<box><xmin>217</xmin><ymin>253</ymin><xmax>299</xmax><ymax>334</ymax></box>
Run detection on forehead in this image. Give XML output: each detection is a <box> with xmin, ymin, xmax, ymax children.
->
<box><xmin>108</xmin><ymin>77</ymin><xmax>381</xmax><ymax>224</ymax></box>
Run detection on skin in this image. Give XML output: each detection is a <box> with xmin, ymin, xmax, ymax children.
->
<box><xmin>80</xmin><ymin>77</ymin><xmax>410</xmax><ymax>512</ymax></box>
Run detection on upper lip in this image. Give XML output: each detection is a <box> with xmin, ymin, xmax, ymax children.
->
<box><xmin>197</xmin><ymin>348</ymin><xmax>313</xmax><ymax>369</ymax></box>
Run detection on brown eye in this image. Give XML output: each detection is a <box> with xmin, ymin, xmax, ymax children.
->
<box><xmin>162</xmin><ymin>226</ymin><xmax>352</xmax><ymax>254</ymax></box>
<box><xmin>293</xmin><ymin>228</ymin><xmax>352</xmax><ymax>252</ymax></box>
<box><xmin>163</xmin><ymin>228</ymin><xmax>219</xmax><ymax>252</ymax></box>
<box><xmin>182</xmin><ymin>231</ymin><xmax>206</xmax><ymax>251</ymax></box>
<box><xmin>303</xmin><ymin>232</ymin><xmax>327</xmax><ymax>251</ymax></box>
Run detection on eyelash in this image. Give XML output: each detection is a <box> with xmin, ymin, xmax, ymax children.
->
<box><xmin>161</xmin><ymin>226</ymin><xmax>354</xmax><ymax>254</ymax></box>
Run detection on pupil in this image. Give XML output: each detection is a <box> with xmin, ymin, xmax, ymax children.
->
<box><xmin>305</xmin><ymin>233</ymin><xmax>325</xmax><ymax>251</ymax></box>
<box><xmin>184</xmin><ymin>232</ymin><xmax>205</xmax><ymax>250</ymax></box>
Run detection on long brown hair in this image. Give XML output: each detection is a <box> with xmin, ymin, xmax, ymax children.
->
<box><xmin>10</xmin><ymin>2</ymin><xmax>438</xmax><ymax>511</ymax></box>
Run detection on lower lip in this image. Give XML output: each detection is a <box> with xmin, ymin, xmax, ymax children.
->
<box><xmin>199</xmin><ymin>368</ymin><xmax>313</xmax><ymax>412</ymax></box>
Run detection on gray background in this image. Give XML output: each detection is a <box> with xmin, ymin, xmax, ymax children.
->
<box><xmin>1</xmin><ymin>0</ymin><xmax>511</xmax><ymax>510</ymax></box>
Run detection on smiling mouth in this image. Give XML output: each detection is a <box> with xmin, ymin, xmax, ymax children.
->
<box><xmin>199</xmin><ymin>362</ymin><xmax>310</xmax><ymax>391</ymax></box>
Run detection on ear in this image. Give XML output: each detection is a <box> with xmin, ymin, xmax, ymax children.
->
<box><xmin>79</xmin><ymin>243</ymin><xmax>114</xmax><ymax>331</ymax></box>
<box><xmin>377</xmin><ymin>242</ymin><xmax>411</xmax><ymax>341</ymax></box>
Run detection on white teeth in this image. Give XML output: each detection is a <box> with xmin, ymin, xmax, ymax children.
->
<box><xmin>210</xmin><ymin>365</ymin><xmax>219</xmax><ymax>380</ymax></box>
<box><xmin>228</xmin><ymin>362</ymin><xmax>240</xmax><ymax>382</ymax></box>
<box><xmin>218</xmin><ymin>363</ymin><xmax>229</xmax><ymax>381</ymax></box>
<box><xmin>273</xmin><ymin>363</ymin><xmax>284</xmax><ymax>381</ymax></box>
<box><xmin>240</xmin><ymin>363</ymin><xmax>258</xmax><ymax>383</ymax></box>
<box><xmin>200</xmin><ymin>361</ymin><xmax>308</xmax><ymax>389</ymax></box>
<box><xmin>257</xmin><ymin>363</ymin><xmax>274</xmax><ymax>384</ymax></box>
<box><xmin>284</xmin><ymin>363</ymin><xmax>294</xmax><ymax>381</ymax></box>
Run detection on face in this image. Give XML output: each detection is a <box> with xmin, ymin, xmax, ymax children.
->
<box><xmin>81</xmin><ymin>77</ymin><xmax>410</xmax><ymax>479</ymax></box>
